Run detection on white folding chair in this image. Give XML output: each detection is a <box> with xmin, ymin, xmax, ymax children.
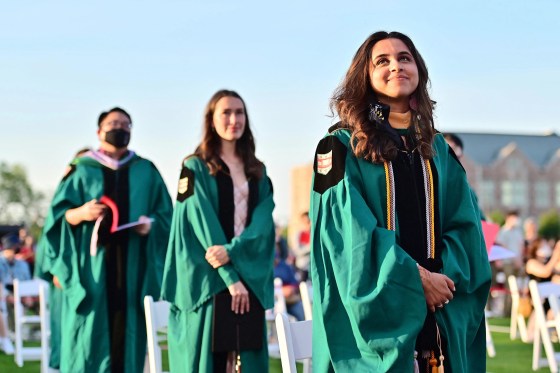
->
<box><xmin>528</xmin><ymin>280</ymin><xmax>560</xmax><ymax>372</ymax></box>
<box><xmin>38</xmin><ymin>281</ymin><xmax>50</xmax><ymax>373</ymax></box>
<box><xmin>273</xmin><ymin>277</ymin><xmax>287</xmax><ymax>315</ymax></box>
<box><xmin>508</xmin><ymin>275</ymin><xmax>530</xmax><ymax>342</ymax></box>
<box><xmin>13</xmin><ymin>279</ymin><xmax>48</xmax><ymax>369</ymax></box>
<box><xmin>299</xmin><ymin>281</ymin><xmax>312</xmax><ymax>321</ymax></box>
<box><xmin>266</xmin><ymin>278</ymin><xmax>288</xmax><ymax>323</ymax></box>
<box><xmin>485</xmin><ymin>311</ymin><xmax>496</xmax><ymax>358</ymax></box>
<box><xmin>144</xmin><ymin>296</ymin><xmax>170</xmax><ymax>373</ymax></box>
<box><xmin>275</xmin><ymin>312</ymin><xmax>312</xmax><ymax>373</ymax></box>
<box><xmin>0</xmin><ymin>284</ymin><xmax>9</xmax><ymax>344</ymax></box>
<box><xmin>266</xmin><ymin>278</ymin><xmax>287</xmax><ymax>357</ymax></box>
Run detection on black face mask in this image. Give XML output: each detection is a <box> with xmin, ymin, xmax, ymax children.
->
<box><xmin>104</xmin><ymin>129</ymin><xmax>130</xmax><ymax>148</ymax></box>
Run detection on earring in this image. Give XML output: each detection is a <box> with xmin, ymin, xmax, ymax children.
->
<box><xmin>368</xmin><ymin>103</ymin><xmax>385</xmax><ymax>123</ymax></box>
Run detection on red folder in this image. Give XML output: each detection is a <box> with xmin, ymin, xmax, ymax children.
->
<box><xmin>100</xmin><ymin>195</ymin><xmax>119</xmax><ymax>233</ymax></box>
<box><xmin>481</xmin><ymin>220</ymin><xmax>516</xmax><ymax>262</ymax></box>
<box><xmin>481</xmin><ymin>220</ymin><xmax>500</xmax><ymax>253</ymax></box>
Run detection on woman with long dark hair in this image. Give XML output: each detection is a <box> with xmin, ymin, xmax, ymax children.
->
<box><xmin>310</xmin><ymin>31</ymin><xmax>491</xmax><ymax>372</ymax></box>
<box><xmin>162</xmin><ymin>89</ymin><xmax>275</xmax><ymax>372</ymax></box>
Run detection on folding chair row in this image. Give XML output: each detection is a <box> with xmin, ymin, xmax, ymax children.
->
<box><xmin>528</xmin><ymin>279</ymin><xmax>560</xmax><ymax>372</ymax></box>
<box><xmin>143</xmin><ymin>283</ymin><xmax>314</xmax><ymax>373</ymax></box>
<box><xmin>275</xmin><ymin>312</ymin><xmax>312</xmax><ymax>373</ymax></box>
<box><xmin>509</xmin><ymin>275</ymin><xmax>530</xmax><ymax>343</ymax></box>
<box><xmin>299</xmin><ymin>281</ymin><xmax>312</xmax><ymax>321</ymax></box>
<box><xmin>12</xmin><ymin>278</ymin><xmax>50</xmax><ymax>373</ymax></box>
<box><xmin>144</xmin><ymin>295</ymin><xmax>170</xmax><ymax>373</ymax></box>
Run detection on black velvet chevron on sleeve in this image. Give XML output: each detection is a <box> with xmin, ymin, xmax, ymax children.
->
<box><xmin>447</xmin><ymin>146</ymin><xmax>466</xmax><ymax>173</ymax></box>
<box><xmin>176</xmin><ymin>166</ymin><xmax>195</xmax><ymax>202</ymax></box>
<box><xmin>61</xmin><ymin>164</ymin><xmax>76</xmax><ymax>181</ymax></box>
<box><xmin>313</xmin><ymin>136</ymin><xmax>347</xmax><ymax>194</ymax></box>
<box><xmin>267</xmin><ymin>176</ymin><xmax>274</xmax><ymax>195</ymax></box>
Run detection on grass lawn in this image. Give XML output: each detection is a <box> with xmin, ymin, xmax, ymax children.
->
<box><xmin>0</xmin><ymin>345</ymin><xmax>298</xmax><ymax>372</ymax></box>
<box><xmin>485</xmin><ymin>317</ymin><xmax>547</xmax><ymax>373</ymax></box>
<box><xmin>0</xmin><ymin>318</ymin><xmax>547</xmax><ymax>372</ymax></box>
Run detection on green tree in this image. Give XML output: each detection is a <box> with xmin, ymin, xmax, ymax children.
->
<box><xmin>0</xmin><ymin>162</ymin><xmax>45</xmax><ymax>229</ymax></box>
<box><xmin>538</xmin><ymin>210</ymin><xmax>560</xmax><ymax>240</ymax></box>
<box><xmin>488</xmin><ymin>210</ymin><xmax>506</xmax><ymax>226</ymax></box>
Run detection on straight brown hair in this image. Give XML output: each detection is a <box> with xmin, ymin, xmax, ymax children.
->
<box><xmin>194</xmin><ymin>89</ymin><xmax>263</xmax><ymax>179</ymax></box>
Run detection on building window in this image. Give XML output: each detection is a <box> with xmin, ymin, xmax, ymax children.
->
<box><xmin>507</xmin><ymin>158</ymin><xmax>521</xmax><ymax>170</ymax></box>
<box><xmin>501</xmin><ymin>180</ymin><xmax>528</xmax><ymax>207</ymax></box>
<box><xmin>535</xmin><ymin>181</ymin><xmax>550</xmax><ymax>209</ymax></box>
<box><xmin>479</xmin><ymin>181</ymin><xmax>495</xmax><ymax>207</ymax></box>
<box><xmin>555</xmin><ymin>183</ymin><xmax>560</xmax><ymax>207</ymax></box>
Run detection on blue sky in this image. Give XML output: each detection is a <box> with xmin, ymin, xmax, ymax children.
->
<box><xmin>1</xmin><ymin>1</ymin><xmax>558</xmax><ymax>222</ymax></box>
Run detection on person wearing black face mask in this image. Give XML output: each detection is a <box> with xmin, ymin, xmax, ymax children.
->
<box><xmin>103</xmin><ymin>127</ymin><xmax>131</xmax><ymax>148</ymax></box>
<box><xmin>39</xmin><ymin>107</ymin><xmax>173</xmax><ymax>373</ymax></box>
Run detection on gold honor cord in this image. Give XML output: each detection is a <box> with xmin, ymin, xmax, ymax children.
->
<box><xmin>384</xmin><ymin>162</ymin><xmax>395</xmax><ymax>231</ymax></box>
<box><xmin>422</xmin><ymin>159</ymin><xmax>436</xmax><ymax>259</ymax></box>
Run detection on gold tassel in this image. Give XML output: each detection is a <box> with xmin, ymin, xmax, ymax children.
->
<box><xmin>235</xmin><ymin>352</ymin><xmax>241</xmax><ymax>373</ymax></box>
<box><xmin>436</xmin><ymin>324</ymin><xmax>445</xmax><ymax>373</ymax></box>
<box><xmin>235</xmin><ymin>323</ymin><xmax>242</xmax><ymax>373</ymax></box>
<box><xmin>413</xmin><ymin>351</ymin><xmax>420</xmax><ymax>373</ymax></box>
<box><xmin>438</xmin><ymin>355</ymin><xmax>445</xmax><ymax>373</ymax></box>
<box><xmin>429</xmin><ymin>351</ymin><xmax>438</xmax><ymax>373</ymax></box>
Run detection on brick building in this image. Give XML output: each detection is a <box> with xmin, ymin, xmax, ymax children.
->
<box><xmin>455</xmin><ymin>132</ymin><xmax>560</xmax><ymax>218</ymax></box>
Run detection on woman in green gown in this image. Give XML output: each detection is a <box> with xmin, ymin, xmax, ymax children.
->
<box><xmin>162</xmin><ymin>89</ymin><xmax>275</xmax><ymax>372</ymax></box>
<box><xmin>310</xmin><ymin>31</ymin><xmax>491</xmax><ymax>372</ymax></box>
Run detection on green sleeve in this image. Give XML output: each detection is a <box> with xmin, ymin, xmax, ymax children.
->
<box><xmin>161</xmin><ymin>157</ymin><xmax>239</xmax><ymax>312</ymax></box>
<box><xmin>139</xmin><ymin>163</ymin><xmax>173</xmax><ymax>298</ymax></box>
<box><xmin>223</xmin><ymin>168</ymin><xmax>275</xmax><ymax>309</ymax></box>
<box><xmin>35</xmin><ymin>215</ymin><xmax>55</xmax><ymax>281</ymax></box>
<box><xmin>433</xmin><ymin>135</ymin><xmax>491</xmax><ymax>373</ymax></box>
<box><xmin>42</xmin><ymin>169</ymin><xmax>88</xmax><ymax>311</ymax></box>
<box><xmin>35</xmin><ymin>169</ymin><xmax>75</xmax><ymax>281</ymax></box>
<box><xmin>310</xmin><ymin>134</ymin><xmax>426</xmax><ymax>372</ymax></box>
<box><xmin>470</xmin><ymin>188</ymin><xmax>486</xmax><ymax>221</ymax></box>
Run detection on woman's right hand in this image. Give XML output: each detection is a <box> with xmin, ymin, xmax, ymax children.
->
<box><xmin>227</xmin><ymin>281</ymin><xmax>250</xmax><ymax>315</ymax></box>
<box><xmin>418</xmin><ymin>265</ymin><xmax>455</xmax><ymax>312</ymax></box>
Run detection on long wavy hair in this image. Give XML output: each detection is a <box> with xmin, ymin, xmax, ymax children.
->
<box><xmin>331</xmin><ymin>31</ymin><xmax>436</xmax><ymax>163</ymax></box>
<box><xmin>194</xmin><ymin>89</ymin><xmax>263</xmax><ymax>179</ymax></box>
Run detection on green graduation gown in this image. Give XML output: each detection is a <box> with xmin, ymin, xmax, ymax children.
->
<box><xmin>41</xmin><ymin>151</ymin><xmax>172</xmax><ymax>373</ymax></box>
<box><xmin>36</xmin><ymin>216</ymin><xmax>62</xmax><ymax>369</ymax></box>
<box><xmin>161</xmin><ymin>156</ymin><xmax>275</xmax><ymax>373</ymax></box>
<box><xmin>35</xmin><ymin>156</ymin><xmax>87</xmax><ymax>370</ymax></box>
<box><xmin>310</xmin><ymin>130</ymin><xmax>491</xmax><ymax>372</ymax></box>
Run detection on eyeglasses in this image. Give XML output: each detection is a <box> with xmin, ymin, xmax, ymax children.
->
<box><xmin>100</xmin><ymin>121</ymin><xmax>132</xmax><ymax>130</ymax></box>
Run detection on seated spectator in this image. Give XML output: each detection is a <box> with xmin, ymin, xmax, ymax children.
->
<box><xmin>292</xmin><ymin>212</ymin><xmax>311</xmax><ymax>281</ymax></box>
<box><xmin>0</xmin><ymin>234</ymin><xmax>32</xmax><ymax>289</ymax></box>
<box><xmin>0</xmin><ymin>278</ymin><xmax>14</xmax><ymax>355</ymax></box>
<box><xmin>18</xmin><ymin>227</ymin><xmax>28</xmax><ymax>246</ymax></box>
<box><xmin>0</xmin><ymin>234</ymin><xmax>34</xmax><ymax>332</ymax></box>
<box><xmin>524</xmin><ymin>238</ymin><xmax>560</xmax><ymax>341</ymax></box>
<box><xmin>274</xmin><ymin>233</ymin><xmax>305</xmax><ymax>321</ymax></box>
<box><xmin>496</xmin><ymin>210</ymin><xmax>525</xmax><ymax>277</ymax></box>
<box><xmin>275</xmin><ymin>225</ymin><xmax>289</xmax><ymax>261</ymax></box>
<box><xmin>523</xmin><ymin>217</ymin><xmax>539</xmax><ymax>263</ymax></box>
<box><xmin>16</xmin><ymin>236</ymin><xmax>35</xmax><ymax>275</ymax></box>
<box><xmin>526</xmin><ymin>238</ymin><xmax>560</xmax><ymax>283</ymax></box>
